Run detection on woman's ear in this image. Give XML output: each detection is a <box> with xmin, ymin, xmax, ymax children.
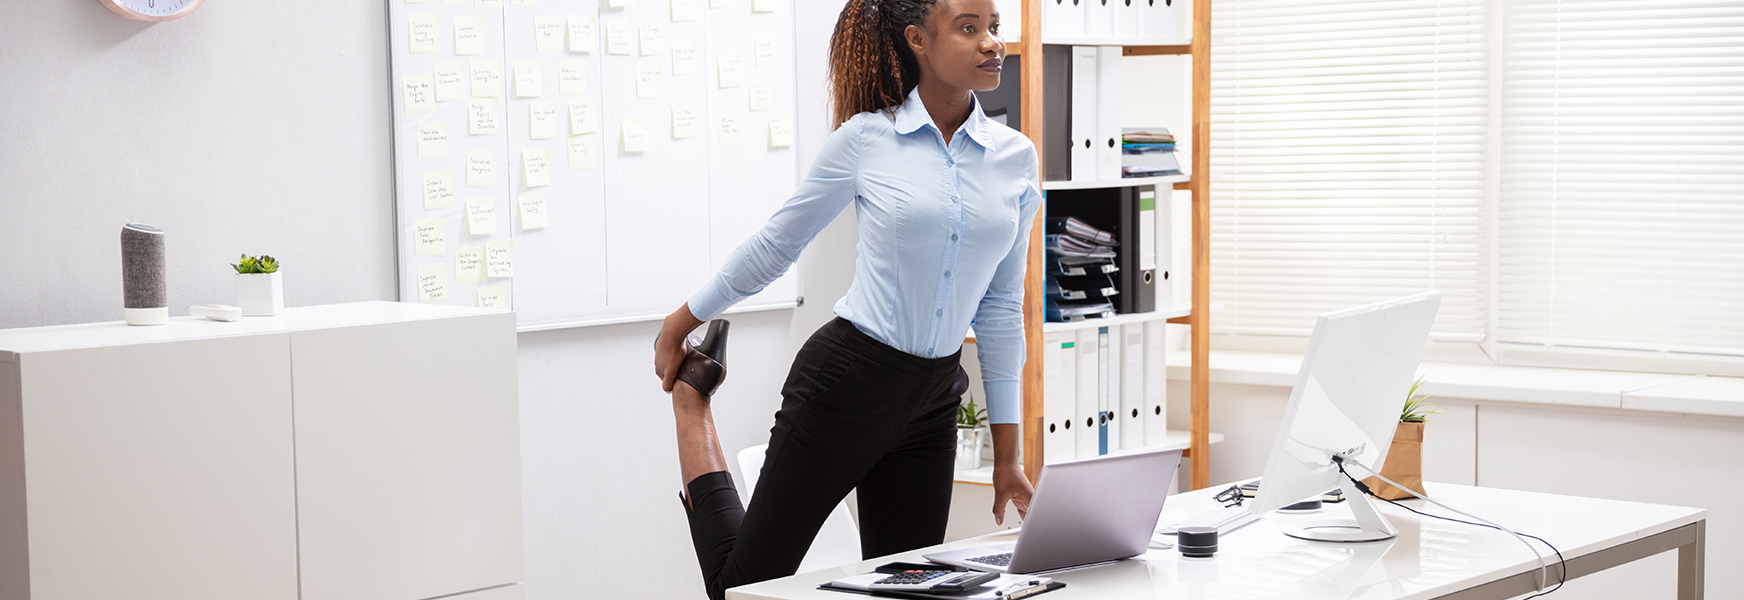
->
<box><xmin>904</xmin><ymin>23</ymin><xmax>927</xmax><ymax>57</ymax></box>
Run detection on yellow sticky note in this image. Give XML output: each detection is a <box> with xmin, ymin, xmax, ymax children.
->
<box><xmin>466</xmin><ymin>198</ymin><xmax>496</xmax><ymax>236</ymax></box>
<box><xmin>475</xmin><ymin>0</ymin><xmax>503</xmax><ymax>8</ymax></box>
<box><xmin>434</xmin><ymin>63</ymin><xmax>465</xmax><ymax>101</ymax></box>
<box><xmin>518</xmin><ymin>190</ymin><xmax>549</xmax><ymax>230</ymax></box>
<box><xmin>486</xmin><ymin>239</ymin><xmax>515</xmax><ymax>278</ymax></box>
<box><xmin>530</xmin><ymin>102</ymin><xmax>561</xmax><ymax>139</ymax></box>
<box><xmin>558</xmin><ymin>60</ymin><xmax>587</xmax><ymax>96</ymax></box>
<box><xmin>749</xmin><ymin>76</ymin><xmax>773</xmax><ymax>112</ymax></box>
<box><xmin>414</xmin><ymin>218</ymin><xmax>447</xmax><ymax>257</ymax></box>
<box><xmin>568</xmin><ymin>97</ymin><xmax>597</xmax><ymax>135</ymax></box>
<box><xmin>422</xmin><ymin>170</ymin><xmax>455</xmax><ymax>209</ymax></box>
<box><xmin>471</xmin><ymin>60</ymin><xmax>502</xmax><ymax>97</ymax></box>
<box><xmin>477</xmin><ymin>285</ymin><xmax>509</xmax><ymax>309</ymax></box>
<box><xmin>466</xmin><ymin>149</ymin><xmax>497</xmax><ymax>187</ymax></box>
<box><xmin>417</xmin><ymin>262</ymin><xmax>449</xmax><ymax>303</ymax></box>
<box><xmin>454</xmin><ymin>16</ymin><xmax>486</xmax><ymax>55</ymax></box>
<box><xmin>523</xmin><ymin>149</ymin><xmax>551</xmax><ymax>187</ymax></box>
<box><xmin>671</xmin><ymin>103</ymin><xmax>698</xmax><ymax>139</ymax></box>
<box><xmin>671</xmin><ymin>0</ymin><xmax>697</xmax><ymax>21</ymax></box>
<box><xmin>751</xmin><ymin>0</ymin><xmax>774</xmax><ymax>12</ymax></box>
<box><xmin>468</xmin><ymin>98</ymin><xmax>499</xmax><ymax>135</ymax></box>
<box><xmin>418</xmin><ymin>122</ymin><xmax>448</xmax><ymax>159</ymax></box>
<box><xmin>535</xmin><ymin>15</ymin><xmax>565</xmax><ymax>53</ymax></box>
<box><xmin>717</xmin><ymin>54</ymin><xmax>743</xmax><ymax>88</ymax></box>
<box><xmin>455</xmin><ymin>246</ymin><xmax>485</xmax><ymax>283</ymax></box>
<box><xmin>409</xmin><ymin>15</ymin><xmax>439</xmax><ymax>53</ymax></box>
<box><xmin>513</xmin><ymin>60</ymin><xmax>544</xmax><ymax>98</ymax></box>
<box><xmin>709</xmin><ymin>0</ymin><xmax>730</xmax><ymax>7</ymax></box>
<box><xmin>754</xmin><ymin>34</ymin><xmax>778</xmax><ymax>68</ymax></box>
<box><xmin>568</xmin><ymin>15</ymin><xmax>596</xmax><ymax>53</ymax></box>
<box><xmin>718</xmin><ymin>113</ymin><xmax>743</xmax><ymax>146</ymax></box>
<box><xmin>604</xmin><ymin>18</ymin><xmax>634</xmax><ymax>55</ymax></box>
<box><xmin>568</xmin><ymin>134</ymin><xmax>597</xmax><ymax>169</ymax></box>
<box><xmin>404</xmin><ymin>75</ymin><xmax>435</xmax><ymax>114</ymax></box>
<box><xmin>636</xmin><ymin>61</ymin><xmax>663</xmax><ymax>99</ymax></box>
<box><xmin>769</xmin><ymin>112</ymin><xmax>793</xmax><ymax>148</ymax></box>
<box><xmin>639</xmin><ymin>23</ymin><xmax>665</xmax><ymax>56</ymax></box>
<box><xmin>621</xmin><ymin>117</ymin><xmax>649</xmax><ymax>153</ymax></box>
<box><xmin>671</xmin><ymin>38</ymin><xmax>698</xmax><ymax>76</ymax></box>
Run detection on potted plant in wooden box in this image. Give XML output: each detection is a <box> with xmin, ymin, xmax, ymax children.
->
<box><xmin>1362</xmin><ymin>375</ymin><xmax>1439</xmax><ymax>499</ymax></box>
<box><xmin>955</xmin><ymin>395</ymin><xmax>988</xmax><ymax>470</ymax></box>
<box><xmin>232</xmin><ymin>254</ymin><xmax>283</xmax><ymax>316</ymax></box>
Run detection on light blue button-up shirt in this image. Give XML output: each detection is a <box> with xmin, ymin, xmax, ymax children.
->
<box><xmin>687</xmin><ymin>88</ymin><xmax>1042</xmax><ymax>425</ymax></box>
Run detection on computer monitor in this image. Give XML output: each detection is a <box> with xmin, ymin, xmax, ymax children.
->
<box><xmin>1248</xmin><ymin>291</ymin><xmax>1442</xmax><ymax>542</ymax></box>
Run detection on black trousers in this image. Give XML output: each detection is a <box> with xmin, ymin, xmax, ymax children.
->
<box><xmin>683</xmin><ymin>317</ymin><xmax>968</xmax><ymax>600</ymax></box>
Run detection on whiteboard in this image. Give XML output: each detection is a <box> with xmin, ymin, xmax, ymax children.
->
<box><xmin>388</xmin><ymin>0</ymin><xmax>801</xmax><ymax>331</ymax></box>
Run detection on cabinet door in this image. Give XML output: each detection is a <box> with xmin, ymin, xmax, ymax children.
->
<box><xmin>291</xmin><ymin>313</ymin><xmax>521</xmax><ymax>600</ymax></box>
<box><xmin>18</xmin><ymin>336</ymin><xmax>298</xmax><ymax>600</ymax></box>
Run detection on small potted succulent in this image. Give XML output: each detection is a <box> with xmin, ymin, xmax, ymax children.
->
<box><xmin>232</xmin><ymin>254</ymin><xmax>283</xmax><ymax>316</ymax></box>
<box><xmin>1362</xmin><ymin>374</ymin><xmax>1440</xmax><ymax>499</ymax></box>
<box><xmin>955</xmin><ymin>394</ymin><xmax>989</xmax><ymax>470</ymax></box>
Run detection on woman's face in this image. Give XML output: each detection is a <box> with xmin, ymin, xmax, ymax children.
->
<box><xmin>907</xmin><ymin>0</ymin><xmax>1007</xmax><ymax>92</ymax></box>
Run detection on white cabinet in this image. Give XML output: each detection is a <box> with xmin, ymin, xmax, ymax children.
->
<box><xmin>0</xmin><ymin>302</ymin><xmax>522</xmax><ymax>600</ymax></box>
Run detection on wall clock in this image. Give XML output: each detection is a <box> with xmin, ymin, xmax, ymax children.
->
<box><xmin>98</xmin><ymin>0</ymin><xmax>206</xmax><ymax>22</ymax></box>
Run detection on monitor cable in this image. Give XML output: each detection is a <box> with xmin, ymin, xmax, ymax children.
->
<box><xmin>1331</xmin><ymin>456</ymin><xmax>1567</xmax><ymax>599</ymax></box>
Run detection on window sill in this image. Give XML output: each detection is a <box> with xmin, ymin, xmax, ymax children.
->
<box><xmin>1165</xmin><ymin>350</ymin><xmax>1744</xmax><ymax>420</ymax></box>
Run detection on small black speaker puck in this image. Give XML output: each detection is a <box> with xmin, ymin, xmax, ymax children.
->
<box><xmin>1177</xmin><ymin>526</ymin><xmax>1218</xmax><ymax>558</ymax></box>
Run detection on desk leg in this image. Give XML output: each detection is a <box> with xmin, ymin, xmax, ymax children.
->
<box><xmin>1678</xmin><ymin>519</ymin><xmax>1705</xmax><ymax>600</ymax></box>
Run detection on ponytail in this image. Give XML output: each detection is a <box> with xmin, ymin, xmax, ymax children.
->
<box><xmin>828</xmin><ymin>0</ymin><xmax>939</xmax><ymax>128</ymax></box>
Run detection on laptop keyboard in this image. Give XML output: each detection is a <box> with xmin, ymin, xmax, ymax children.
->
<box><xmin>966</xmin><ymin>552</ymin><xmax>1013</xmax><ymax>567</ymax></box>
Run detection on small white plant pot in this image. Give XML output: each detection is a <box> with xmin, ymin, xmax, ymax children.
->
<box><xmin>235</xmin><ymin>272</ymin><xmax>284</xmax><ymax>316</ymax></box>
<box><xmin>955</xmin><ymin>427</ymin><xmax>984</xmax><ymax>470</ymax></box>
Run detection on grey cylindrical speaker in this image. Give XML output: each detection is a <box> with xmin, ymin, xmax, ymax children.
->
<box><xmin>121</xmin><ymin>223</ymin><xmax>167</xmax><ymax>326</ymax></box>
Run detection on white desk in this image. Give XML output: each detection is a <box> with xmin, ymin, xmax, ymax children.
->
<box><xmin>727</xmin><ymin>482</ymin><xmax>1705</xmax><ymax>600</ymax></box>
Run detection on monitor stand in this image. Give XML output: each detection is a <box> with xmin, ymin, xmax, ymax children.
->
<box><xmin>1284</xmin><ymin>469</ymin><xmax>1398</xmax><ymax>543</ymax></box>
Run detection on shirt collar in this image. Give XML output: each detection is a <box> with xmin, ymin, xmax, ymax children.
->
<box><xmin>892</xmin><ymin>87</ymin><xmax>996</xmax><ymax>151</ymax></box>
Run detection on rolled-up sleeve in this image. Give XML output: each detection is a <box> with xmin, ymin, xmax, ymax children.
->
<box><xmin>973</xmin><ymin>150</ymin><xmax>1043</xmax><ymax>425</ymax></box>
<box><xmin>687</xmin><ymin>116</ymin><xmax>863</xmax><ymax>321</ymax></box>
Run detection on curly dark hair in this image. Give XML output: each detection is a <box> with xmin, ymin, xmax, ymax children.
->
<box><xmin>827</xmin><ymin>0</ymin><xmax>940</xmax><ymax>127</ymax></box>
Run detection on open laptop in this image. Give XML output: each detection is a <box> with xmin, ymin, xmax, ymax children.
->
<box><xmin>924</xmin><ymin>448</ymin><xmax>1181</xmax><ymax>574</ymax></box>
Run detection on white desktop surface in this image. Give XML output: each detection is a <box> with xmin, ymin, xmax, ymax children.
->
<box><xmin>727</xmin><ymin>482</ymin><xmax>1705</xmax><ymax>600</ymax></box>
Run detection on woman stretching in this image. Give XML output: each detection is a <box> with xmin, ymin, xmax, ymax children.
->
<box><xmin>653</xmin><ymin>1</ymin><xmax>1039</xmax><ymax>598</ymax></box>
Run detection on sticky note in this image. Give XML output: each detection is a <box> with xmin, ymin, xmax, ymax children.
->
<box><xmin>455</xmin><ymin>246</ymin><xmax>485</xmax><ymax>283</ymax></box>
<box><xmin>477</xmin><ymin>286</ymin><xmax>508</xmax><ymax>309</ymax></box>
<box><xmin>518</xmin><ymin>190</ymin><xmax>549</xmax><ymax>230</ymax></box>
<box><xmin>719</xmin><ymin>113</ymin><xmax>743</xmax><ymax>146</ymax></box>
<box><xmin>607</xmin><ymin>0</ymin><xmax>634</xmax><ymax>7</ymax></box>
<box><xmin>454</xmin><ymin>16</ymin><xmax>485</xmax><ymax>55</ymax></box>
<box><xmin>475</xmin><ymin>0</ymin><xmax>503</xmax><ymax>9</ymax></box>
<box><xmin>636</xmin><ymin>61</ymin><xmax>663</xmax><ymax>98</ymax></box>
<box><xmin>639</xmin><ymin>23</ymin><xmax>665</xmax><ymax>56</ymax></box>
<box><xmin>486</xmin><ymin>239</ymin><xmax>515</xmax><ymax>277</ymax></box>
<box><xmin>671</xmin><ymin>103</ymin><xmax>698</xmax><ymax>139</ymax></box>
<box><xmin>418</xmin><ymin>122</ymin><xmax>448</xmax><ymax>159</ymax></box>
<box><xmin>417</xmin><ymin>262</ymin><xmax>449</xmax><ymax>302</ymax></box>
<box><xmin>671</xmin><ymin>38</ymin><xmax>698</xmax><ymax>75</ymax></box>
<box><xmin>466</xmin><ymin>198</ymin><xmax>496</xmax><ymax>235</ymax></box>
<box><xmin>717</xmin><ymin>54</ymin><xmax>743</xmax><ymax>88</ymax></box>
<box><xmin>404</xmin><ymin>75</ymin><xmax>435</xmax><ymax>114</ymax></box>
<box><xmin>621</xmin><ymin>117</ymin><xmax>649</xmax><ymax>153</ymax></box>
<box><xmin>752</xmin><ymin>0</ymin><xmax>774</xmax><ymax>12</ymax></box>
<box><xmin>568</xmin><ymin>15</ymin><xmax>596</xmax><ymax>52</ymax></box>
<box><xmin>471</xmin><ymin>60</ymin><xmax>502</xmax><ymax>97</ymax></box>
<box><xmin>749</xmin><ymin>77</ymin><xmax>773</xmax><ymax>111</ymax></box>
<box><xmin>535</xmin><ymin>15</ymin><xmax>565</xmax><ymax>52</ymax></box>
<box><xmin>604</xmin><ymin>19</ymin><xmax>634</xmax><ymax>55</ymax></box>
<box><xmin>558</xmin><ymin>60</ymin><xmax>587</xmax><ymax>96</ymax></box>
<box><xmin>468</xmin><ymin>98</ymin><xmax>499</xmax><ymax>135</ymax></box>
<box><xmin>523</xmin><ymin>149</ymin><xmax>551</xmax><ymax>187</ymax></box>
<box><xmin>513</xmin><ymin>60</ymin><xmax>544</xmax><ymax>98</ymax></box>
<box><xmin>414</xmin><ymin>218</ymin><xmax>447</xmax><ymax>257</ymax></box>
<box><xmin>409</xmin><ymin>15</ymin><xmax>439</xmax><ymax>53</ymax></box>
<box><xmin>530</xmin><ymin>102</ymin><xmax>560</xmax><ymax>139</ymax></box>
<box><xmin>710</xmin><ymin>0</ymin><xmax>731</xmax><ymax>7</ymax></box>
<box><xmin>671</xmin><ymin>0</ymin><xmax>697</xmax><ymax>21</ymax></box>
<box><xmin>422</xmin><ymin>170</ymin><xmax>455</xmax><ymax>209</ymax></box>
<box><xmin>568</xmin><ymin>134</ymin><xmax>597</xmax><ymax>169</ymax></box>
<box><xmin>466</xmin><ymin>149</ymin><xmax>497</xmax><ymax>187</ymax></box>
<box><xmin>769</xmin><ymin>113</ymin><xmax>793</xmax><ymax>148</ymax></box>
<box><xmin>755</xmin><ymin>34</ymin><xmax>778</xmax><ymax>68</ymax></box>
<box><xmin>568</xmin><ymin>97</ymin><xmax>598</xmax><ymax>135</ymax></box>
<box><xmin>434</xmin><ymin>63</ymin><xmax>465</xmax><ymax>101</ymax></box>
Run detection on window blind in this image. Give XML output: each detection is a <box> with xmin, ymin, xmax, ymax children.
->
<box><xmin>1497</xmin><ymin>0</ymin><xmax>1744</xmax><ymax>357</ymax></box>
<box><xmin>1209</xmin><ymin>0</ymin><xmax>1492</xmax><ymax>342</ymax></box>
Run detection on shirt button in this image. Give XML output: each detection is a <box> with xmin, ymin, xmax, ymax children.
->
<box><xmin>951</xmin><ymin>234</ymin><xmax>959</xmax><ymax>242</ymax></box>
<box><xmin>944</xmin><ymin>271</ymin><xmax>953</xmax><ymax>278</ymax></box>
<box><xmin>935</xmin><ymin>309</ymin><xmax>944</xmax><ymax>317</ymax></box>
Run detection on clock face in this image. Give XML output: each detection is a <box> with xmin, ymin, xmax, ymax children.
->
<box><xmin>99</xmin><ymin>0</ymin><xmax>206</xmax><ymax>21</ymax></box>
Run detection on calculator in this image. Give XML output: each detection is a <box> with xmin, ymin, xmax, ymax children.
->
<box><xmin>867</xmin><ymin>570</ymin><xmax>999</xmax><ymax>593</ymax></box>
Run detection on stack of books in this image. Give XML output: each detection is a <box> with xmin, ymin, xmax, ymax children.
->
<box><xmin>1045</xmin><ymin>217</ymin><xmax>1120</xmax><ymax>322</ymax></box>
<box><xmin>1121</xmin><ymin>128</ymin><xmax>1181</xmax><ymax>178</ymax></box>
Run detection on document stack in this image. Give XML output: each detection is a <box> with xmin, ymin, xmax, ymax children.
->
<box><xmin>1041</xmin><ymin>0</ymin><xmax>1180</xmax><ymax>42</ymax></box>
<box><xmin>1045</xmin><ymin>217</ymin><xmax>1119</xmax><ymax>323</ymax></box>
<box><xmin>1121</xmin><ymin>128</ymin><xmax>1182</xmax><ymax>179</ymax></box>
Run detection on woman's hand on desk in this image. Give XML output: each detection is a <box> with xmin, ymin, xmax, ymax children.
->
<box><xmin>655</xmin><ymin>304</ymin><xmax>705</xmax><ymax>393</ymax></box>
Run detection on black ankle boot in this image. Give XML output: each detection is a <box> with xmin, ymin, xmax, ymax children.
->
<box><xmin>678</xmin><ymin>320</ymin><xmax>730</xmax><ymax>397</ymax></box>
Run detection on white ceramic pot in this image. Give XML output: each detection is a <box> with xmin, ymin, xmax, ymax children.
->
<box><xmin>235</xmin><ymin>272</ymin><xmax>284</xmax><ymax>316</ymax></box>
<box><xmin>954</xmin><ymin>427</ymin><xmax>984</xmax><ymax>470</ymax></box>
